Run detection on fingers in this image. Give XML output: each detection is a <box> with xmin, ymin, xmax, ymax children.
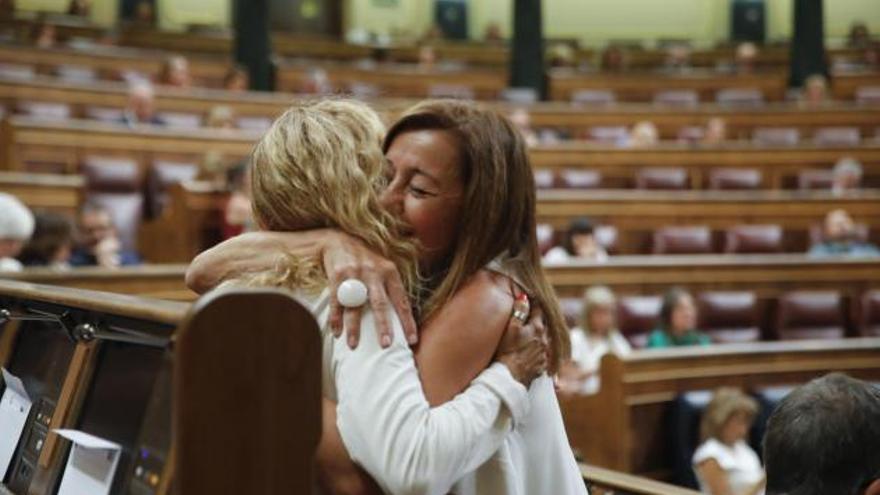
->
<box><xmin>343</xmin><ymin>306</ymin><xmax>362</xmax><ymax>349</ymax></box>
<box><xmin>386</xmin><ymin>270</ymin><xmax>418</xmax><ymax>345</ymax></box>
<box><xmin>367</xmin><ymin>278</ymin><xmax>393</xmax><ymax>348</ymax></box>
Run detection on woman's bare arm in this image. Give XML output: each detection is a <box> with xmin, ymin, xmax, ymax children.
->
<box><xmin>415</xmin><ymin>270</ymin><xmax>522</xmax><ymax>406</ymax></box>
<box><xmin>696</xmin><ymin>458</ymin><xmax>733</xmax><ymax>495</ymax></box>
<box><xmin>186</xmin><ymin>229</ymin><xmax>417</xmax><ymax>346</ymax></box>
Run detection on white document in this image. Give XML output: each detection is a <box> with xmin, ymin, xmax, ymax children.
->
<box><xmin>54</xmin><ymin>429</ymin><xmax>122</xmax><ymax>495</ymax></box>
<box><xmin>0</xmin><ymin>368</ymin><xmax>32</xmax><ymax>479</ymax></box>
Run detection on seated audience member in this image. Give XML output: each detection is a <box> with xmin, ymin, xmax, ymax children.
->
<box><xmin>158</xmin><ymin>55</ymin><xmax>191</xmax><ymax>88</ymax></box>
<box><xmin>70</xmin><ymin>203</ymin><xmax>141</xmax><ymax>267</ymax></box>
<box><xmin>647</xmin><ymin>287</ymin><xmax>711</xmax><ymax>348</ymax></box>
<box><xmin>809</xmin><ymin>209</ymin><xmax>880</xmax><ymax>258</ymax></box>
<box><xmin>30</xmin><ymin>19</ymin><xmax>56</xmax><ymax>49</ymax></box>
<box><xmin>483</xmin><ymin>22</ymin><xmax>503</xmax><ymax>42</ymax></box>
<box><xmin>300</xmin><ymin>68</ymin><xmax>332</xmax><ymax>94</ymax></box>
<box><xmin>206</xmin><ymin>105</ymin><xmax>235</xmax><ymax>129</ymax></box>
<box><xmin>763</xmin><ymin>373</ymin><xmax>880</xmax><ymax>495</ymax></box>
<box><xmin>600</xmin><ymin>45</ymin><xmax>626</xmax><ymax>72</ymax></box>
<box><xmin>223</xmin><ymin>65</ymin><xmax>249</xmax><ymax>92</ymax></box>
<box><xmin>799</xmin><ymin>74</ymin><xmax>830</xmax><ymax>106</ymax></box>
<box><xmin>417</xmin><ymin>44</ymin><xmax>437</xmax><ymax>70</ymax></box>
<box><xmin>509</xmin><ymin>108</ymin><xmax>539</xmax><ymax>147</ymax></box>
<box><xmin>735</xmin><ymin>42</ymin><xmax>759</xmax><ymax>74</ymax></box>
<box><xmin>559</xmin><ymin>286</ymin><xmax>631</xmax><ymax>395</ymax></box>
<box><xmin>628</xmin><ymin>121</ymin><xmax>660</xmax><ymax>147</ymax></box>
<box><xmin>17</xmin><ymin>211</ymin><xmax>73</xmax><ymax>268</ymax></box>
<box><xmin>848</xmin><ymin>22</ymin><xmax>872</xmax><ymax>49</ymax></box>
<box><xmin>133</xmin><ymin>0</ymin><xmax>155</xmax><ymax>25</ymax></box>
<box><xmin>543</xmin><ymin>217</ymin><xmax>609</xmax><ymax>263</ymax></box>
<box><xmin>67</xmin><ymin>0</ymin><xmax>90</xmax><ymax>16</ymax></box>
<box><xmin>548</xmin><ymin>43</ymin><xmax>576</xmax><ymax>68</ymax></box>
<box><xmin>222</xmin><ymin>162</ymin><xmax>254</xmax><ymax>239</ymax></box>
<box><xmin>663</xmin><ymin>44</ymin><xmax>692</xmax><ymax>72</ymax></box>
<box><xmin>832</xmin><ymin>156</ymin><xmax>863</xmax><ymax>195</ymax></box>
<box><xmin>703</xmin><ymin>117</ymin><xmax>728</xmax><ymax>144</ymax></box>
<box><xmin>0</xmin><ymin>193</ymin><xmax>35</xmax><ymax>272</ymax></box>
<box><xmin>197</xmin><ymin>150</ymin><xmax>229</xmax><ymax>188</ymax></box>
<box><xmin>121</xmin><ymin>81</ymin><xmax>163</xmax><ymax>127</ymax></box>
<box><xmin>693</xmin><ymin>388</ymin><xmax>765</xmax><ymax>495</ymax></box>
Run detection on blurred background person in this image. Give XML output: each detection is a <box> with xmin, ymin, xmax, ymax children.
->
<box><xmin>809</xmin><ymin>209</ymin><xmax>880</xmax><ymax>257</ymax></box>
<box><xmin>417</xmin><ymin>44</ymin><xmax>437</xmax><ymax>70</ymax></box>
<box><xmin>735</xmin><ymin>42</ymin><xmax>759</xmax><ymax>74</ymax></box>
<box><xmin>647</xmin><ymin>287</ymin><xmax>710</xmax><ymax>348</ymax></box>
<box><xmin>222</xmin><ymin>65</ymin><xmax>249</xmax><ymax>92</ymax></box>
<box><xmin>799</xmin><ymin>74</ymin><xmax>830</xmax><ymax>106</ymax></box>
<box><xmin>544</xmin><ymin>217</ymin><xmax>609</xmax><ymax>263</ymax></box>
<box><xmin>206</xmin><ymin>105</ymin><xmax>236</xmax><ymax>129</ymax></box>
<box><xmin>17</xmin><ymin>211</ymin><xmax>73</xmax><ymax>268</ymax></box>
<box><xmin>509</xmin><ymin>107</ymin><xmax>539</xmax><ymax>147</ymax></box>
<box><xmin>67</xmin><ymin>0</ymin><xmax>91</xmax><ymax>16</ymax></box>
<box><xmin>848</xmin><ymin>22</ymin><xmax>872</xmax><ymax>49</ymax></box>
<box><xmin>600</xmin><ymin>45</ymin><xmax>626</xmax><ymax>72</ymax></box>
<box><xmin>0</xmin><ymin>193</ymin><xmax>35</xmax><ymax>272</ymax></box>
<box><xmin>483</xmin><ymin>22</ymin><xmax>503</xmax><ymax>42</ymax></box>
<box><xmin>702</xmin><ymin>117</ymin><xmax>729</xmax><ymax>144</ymax></box>
<box><xmin>663</xmin><ymin>44</ymin><xmax>692</xmax><ymax>73</ymax></box>
<box><xmin>558</xmin><ymin>286</ymin><xmax>631</xmax><ymax>396</ymax></box>
<box><xmin>121</xmin><ymin>81</ymin><xmax>164</xmax><ymax>127</ymax></box>
<box><xmin>628</xmin><ymin>120</ymin><xmax>660</xmax><ymax>148</ymax></box>
<box><xmin>222</xmin><ymin>161</ymin><xmax>254</xmax><ymax>239</ymax></box>
<box><xmin>692</xmin><ymin>388</ymin><xmax>765</xmax><ymax>495</ymax></box>
<box><xmin>157</xmin><ymin>55</ymin><xmax>192</xmax><ymax>88</ymax></box>
<box><xmin>30</xmin><ymin>18</ymin><xmax>57</xmax><ymax>48</ymax></box>
<box><xmin>831</xmin><ymin>156</ymin><xmax>863</xmax><ymax>195</ymax></box>
<box><xmin>70</xmin><ymin>203</ymin><xmax>141</xmax><ymax>267</ymax></box>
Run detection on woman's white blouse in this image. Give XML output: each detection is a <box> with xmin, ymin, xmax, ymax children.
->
<box><xmin>304</xmin><ymin>289</ymin><xmax>532</xmax><ymax>495</ymax></box>
<box><xmin>569</xmin><ymin>328</ymin><xmax>632</xmax><ymax>395</ymax></box>
<box><xmin>692</xmin><ymin>438</ymin><xmax>764</xmax><ymax>495</ymax></box>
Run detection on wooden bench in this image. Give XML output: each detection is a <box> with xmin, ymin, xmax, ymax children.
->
<box><xmin>0</xmin><ymin>171</ymin><xmax>83</xmax><ymax>215</ymax></box>
<box><xmin>530</xmin><ymin>143</ymin><xmax>880</xmax><ymax>188</ymax></box>
<box><xmin>0</xmin><ymin>280</ymin><xmax>321</xmax><ymax>494</ymax></box>
<box><xmin>537</xmin><ymin>189</ymin><xmax>880</xmax><ymax>253</ymax></box>
<box><xmin>559</xmin><ymin>338</ymin><xmax>880</xmax><ymax>478</ymax></box>
<box><xmin>1</xmin><ymin>265</ymin><xmax>192</xmax><ymax>300</ymax></box>
<box><xmin>547</xmin><ymin>68</ymin><xmax>880</xmax><ymax>102</ymax></box>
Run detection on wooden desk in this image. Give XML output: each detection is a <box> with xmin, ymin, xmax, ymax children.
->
<box><xmin>529</xmin><ymin>142</ymin><xmax>880</xmax><ymax>188</ymax></box>
<box><xmin>1</xmin><ymin>117</ymin><xmax>257</xmax><ymax>173</ymax></box>
<box><xmin>0</xmin><ymin>171</ymin><xmax>83</xmax><ymax>215</ymax></box>
<box><xmin>0</xmin><ymin>43</ymin><xmax>231</xmax><ymax>87</ymax></box>
<box><xmin>547</xmin><ymin>68</ymin><xmax>880</xmax><ymax>102</ymax></box>
<box><xmin>1</xmin><ymin>264</ymin><xmax>192</xmax><ymax>300</ymax></box>
<box><xmin>537</xmin><ymin>189</ymin><xmax>880</xmax><ymax>253</ymax></box>
<box><xmin>559</xmin><ymin>338</ymin><xmax>880</xmax><ymax>478</ymax></box>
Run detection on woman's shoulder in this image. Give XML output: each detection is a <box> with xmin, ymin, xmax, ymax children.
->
<box><xmin>451</xmin><ymin>269</ymin><xmax>516</xmax><ymax>320</ymax></box>
<box><xmin>693</xmin><ymin>438</ymin><xmax>737</xmax><ymax>468</ymax></box>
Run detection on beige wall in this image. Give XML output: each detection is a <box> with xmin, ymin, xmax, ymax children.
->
<box><xmin>14</xmin><ymin>0</ymin><xmax>880</xmax><ymax>45</ymax></box>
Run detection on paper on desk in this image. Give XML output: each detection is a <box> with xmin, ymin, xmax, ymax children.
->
<box><xmin>0</xmin><ymin>368</ymin><xmax>32</xmax><ymax>479</ymax></box>
<box><xmin>54</xmin><ymin>430</ymin><xmax>121</xmax><ymax>495</ymax></box>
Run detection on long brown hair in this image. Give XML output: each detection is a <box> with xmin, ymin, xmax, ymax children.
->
<box><xmin>385</xmin><ymin>100</ymin><xmax>570</xmax><ymax>371</ymax></box>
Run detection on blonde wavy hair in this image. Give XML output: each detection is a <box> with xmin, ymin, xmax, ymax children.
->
<box><xmin>228</xmin><ymin>99</ymin><xmax>418</xmax><ymax>296</ymax></box>
<box><xmin>700</xmin><ymin>387</ymin><xmax>758</xmax><ymax>442</ymax></box>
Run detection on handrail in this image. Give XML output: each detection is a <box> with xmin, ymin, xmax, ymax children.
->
<box><xmin>581</xmin><ymin>463</ymin><xmax>701</xmax><ymax>495</ymax></box>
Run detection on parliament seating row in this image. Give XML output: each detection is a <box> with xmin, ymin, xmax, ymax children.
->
<box><xmin>561</xmin><ymin>288</ymin><xmax>880</xmax><ymax>346</ymax></box>
<box><xmin>5</xmin><ymin>116</ymin><xmax>879</xmax><ymax>191</ymax></box>
<box><xmin>0</xmin><ymin>280</ymin><xmax>321</xmax><ymax>494</ymax></box>
<box><xmin>536</xmin><ymin>165</ymin><xmax>864</xmax><ymax>191</ymax></box>
<box><xmin>3</xmin><ymin>74</ymin><xmax>879</xmax><ymax>143</ymax></box>
<box><xmin>557</xmin><ymin>338</ymin><xmax>880</xmax><ymax>479</ymax></box>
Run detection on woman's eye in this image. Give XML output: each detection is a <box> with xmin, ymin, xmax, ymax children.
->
<box><xmin>408</xmin><ymin>186</ymin><xmax>432</xmax><ymax>198</ymax></box>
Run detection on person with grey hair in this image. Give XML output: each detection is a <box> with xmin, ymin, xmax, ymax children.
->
<box><xmin>120</xmin><ymin>81</ymin><xmax>164</xmax><ymax>127</ymax></box>
<box><xmin>763</xmin><ymin>372</ymin><xmax>880</xmax><ymax>495</ymax></box>
<box><xmin>0</xmin><ymin>193</ymin><xmax>35</xmax><ymax>271</ymax></box>
<box><xmin>832</xmin><ymin>157</ymin><xmax>864</xmax><ymax>196</ymax></box>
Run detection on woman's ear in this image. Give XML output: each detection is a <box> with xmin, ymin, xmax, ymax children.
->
<box><xmin>865</xmin><ymin>478</ymin><xmax>880</xmax><ymax>495</ymax></box>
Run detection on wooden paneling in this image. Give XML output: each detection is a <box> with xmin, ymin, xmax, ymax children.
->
<box><xmin>2</xmin><ymin>265</ymin><xmax>193</xmax><ymax>300</ymax></box>
<box><xmin>0</xmin><ymin>171</ymin><xmax>83</xmax><ymax>215</ymax></box>
<box><xmin>559</xmin><ymin>338</ymin><xmax>880</xmax><ymax>477</ymax></box>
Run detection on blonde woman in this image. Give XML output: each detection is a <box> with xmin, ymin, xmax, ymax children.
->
<box><xmin>225</xmin><ymin>100</ymin><xmax>549</xmax><ymax>494</ymax></box>
<box><xmin>559</xmin><ymin>285</ymin><xmax>630</xmax><ymax>395</ymax></box>
<box><xmin>693</xmin><ymin>388</ymin><xmax>765</xmax><ymax>495</ymax></box>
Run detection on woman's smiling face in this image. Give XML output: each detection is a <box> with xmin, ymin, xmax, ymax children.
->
<box><xmin>381</xmin><ymin>129</ymin><xmax>464</xmax><ymax>271</ymax></box>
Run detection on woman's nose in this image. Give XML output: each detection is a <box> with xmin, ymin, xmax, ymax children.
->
<box><xmin>379</xmin><ymin>186</ymin><xmax>403</xmax><ymax>216</ymax></box>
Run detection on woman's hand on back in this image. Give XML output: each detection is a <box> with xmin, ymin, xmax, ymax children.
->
<box><xmin>495</xmin><ymin>300</ymin><xmax>549</xmax><ymax>386</ymax></box>
<box><xmin>323</xmin><ymin>231</ymin><xmax>418</xmax><ymax>349</ymax></box>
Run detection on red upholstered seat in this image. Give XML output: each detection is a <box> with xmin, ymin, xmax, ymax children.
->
<box><xmin>653</xmin><ymin>226</ymin><xmax>713</xmax><ymax>254</ymax></box>
<box><xmin>157</xmin><ymin>111</ymin><xmax>202</xmax><ymax>129</ymax></box>
<box><xmin>636</xmin><ymin>167</ymin><xmax>688</xmax><ymax>190</ymax></box>
<box><xmin>617</xmin><ymin>295</ymin><xmax>661</xmax><ymax>348</ymax></box>
<box><xmin>16</xmin><ymin>101</ymin><xmax>72</xmax><ymax>121</ymax></box>
<box><xmin>571</xmin><ymin>89</ymin><xmax>616</xmax><ymax>106</ymax></box>
<box><xmin>708</xmin><ymin>168</ymin><xmax>763</xmax><ymax>190</ymax></box>
<box><xmin>595</xmin><ymin>225</ymin><xmax>619</xmax><ymax>254</ymax></box>
<box><xmin>145</xmin><ymin>160</ymin><xmax>200</xmax><ymax>218</ymax></box>
<box><xmin>855</xmin><ymin>86</ymin><xmax>880</xmax><ymax>105</ymax></box>
<box><xmin>776</xmin><ymin>291</ymin><xmax>845</xmax><ymax>340</ymax></box>
<box><xmin>808</xmin><ymin>222</ymin><xmax>870</xmax><ymax>247</ymax></box>
<box><xmin>427</xmin><ymin>84</ymin><xmax>474</xmax><ymax>100</ymax></box>
<box><xmin>812</xmin><ymin>127</ymin><xmax>861</xmax><ymax>146</ymax></box>
<box><xmin>858</xmin><ymin>290</ymin><xmax>880</xmax><ymax>337</ymax></box>
<box><xmin>501</xmin><ymin>87</ymin><xmax>539</xmax><ymax>103</ymax></box>
<box><xmin>536</xmin><ymin>223</ymin><xmax>555</xmax><ymax>255</ymax></box>
<box><xmin>724</xmin><ymin>224</ymin><xmax>783</xmax><ymax>254</ymax></box>
<box><xmin>557</xmin><ymin>169</ymin><xmax>602</xmax><ymax>189</ymax></box>
<box><xmin>236</xmin><ymin>116</ymin><xmax>273</xmax><ymax>133</ymax></box>
<box><xmin>0</xmin><ymin>63</ymin><xmax>35</xmax><ymax>80</ymax></box>
<box><xmin>54</xmin><ymin>65</ymin><xmax>97</xmax><ymax>83</ymax></box>
<box><xmin>653</xmin><ymin>90</ymin><xmax>699</xmax><ymax>107</ymax></box>
<box><xmin>559</xmin><ymin>297</ymin><xmax>585</xmax><ymax>329</ymax></box>
<box><xmin>697</xmin><ymin>291</ymin><xmax>761</xmax><ymax>343</ymax></box>
<box><xmin>587</xmin><ymin>125</ymin><xmax>628</xmax><ymax>144</ymax></box>
<box><xmin>533</xmin><ymin>169</ymin><xmax>555</xmax><ymax>189</ymax></box>
<box><xmin>715</xmin><ymin>88</ymin><xmax>764</xmax><ymax>106</ymax></box>
<box><xmin>81</xmin><ymin>156</ymin><xmax>145</xmax><ymax>252</ymax></box>
<box><xmin>752</xmin><ymin>127</ymin><xmax>800</xmax><ymax>146</ymax></box>
<box><xmin>677</xmin><ymin>126</ymin><xmax>705</xmax><ymax>143</ymax></box>
<box><xmin>797</xmin><ymin>169</ymin><xmax>834</xmax><ymax>190</ymax></box>
<box><xmin>84</xmin><ymin>106</ymin><xmax>125</xmax><ymax>124</ymax></box>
